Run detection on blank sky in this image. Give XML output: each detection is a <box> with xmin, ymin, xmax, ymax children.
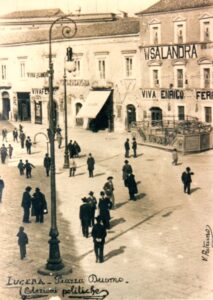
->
<box><xmin>0</xmin><ymin>0</ymin><xmax>158</xmax><ymax>15</ymax></box>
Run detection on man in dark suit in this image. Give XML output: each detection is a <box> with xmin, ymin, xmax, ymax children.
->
<box><xmin>98</xmin><ymin>191</ymin><xmax>112</xmax><ymax>229</ymax></box>
<box><xmin>0</xmin><ymin>176</ymin><xmax>5</xmax><ymax>203</ymax></box>
<box><xmin>43</xmin><ymin>153</ymin><xmax>51</xmax><ymax>177</ymax></box>
<box><xmin>92</xmin><ymin>216</ymin><xmax>107</xmax><ymax>263</ymax></box>
<box><xmin>181</xmin><ymin>167</ymin><xmax>194</xmax><ymax>195</ymax></box>
<box><xmin>124</xmin><ymin>138</ymin><xmax>130</xmax><ymax>158</ymax></box>
<box><xmin>79</xmin><ymin>197</ymin><xmax>91</xmax><ymax>238</ymax></box>
<box><xmin>21</xmin><ymin>186</ymin><xmax>32</xmax><ymax>223</ymax></box>
<box><xmin>132</xmin><ymin>137</ymin><xmax>137</xmax><ymax>158</ymax></box>
<box><xmin>32</xmin><ymin>188</ymin><xmax>47</xmax><ymax>223</ymax></box>
<box><xmin>87</xmin><ymin>153</ymin><xmax>95</xmax><ymax>177</ymax></box>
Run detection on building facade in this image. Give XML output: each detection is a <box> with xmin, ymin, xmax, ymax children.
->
<box><xmin>136</xmin><ymin>0</ymin><xmax>213</xmax><ymax>126</ymax></box>
<box><xmin>0</xmin><ymin>10</ymin><xmax>141</xmax><ymax>132</ymax></box>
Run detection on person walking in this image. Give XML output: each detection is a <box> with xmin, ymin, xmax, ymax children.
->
<box><xmin>57</xmin><ymin>133</ymin><xmax>62</xmax><ymax>149</ymax></box>
<box><xmin>0</xmin><ymin>177</ymin><xmax>5</xmax><ymax>203</ymax></box>
<box><xmin>2</xmin><ymin>128</ymin><xmax>8</xmax><ymax>142</ymax></box>
<box><xmin>24</xmin><ymin>160</ymin><xmax>35</xmax><ymax>178</ymax></box>
<box><xmin>21</xmin><ymin>186</ymin><xmax>32</xmax><ymax>223</ymax></box>
<box><xmin>79</xmin><ymin>197</ymin><xmax>91</xmax><ymax>238</ymax></box>
<box><xmin>8</xmin><ymin>144</ymin><xmax>13</xmax><ymax>159</ymax></box>
<box><xmin>124</xmin><ymin>138</ymin><xmax>130</xmax><ymax>158</ymax></box>
<box><xmin>32</xmin><ymin>187</ymin><xmax>47</xmax><ymax>223</ymax></box>
<box><xmin>0</xmin><ymin>144</ymin><xmax>8</xmax><ymax>164</ymax></box>
<box><xmin>69</xmin><ymin>159</ymin><xmax>77</xmax><ymax>177</ymax></box>
<box><xmin>43</xmin><ymin>153</ymin><xmax>51</xmax><ymax>177</ymax></box>
<box><xmin>18</xmin><ymin>159</ymin><xmax>25</xmax><ymax>176</ymax></box>
<box><xmin>87</xmin><ymin>153</ymin><xmax>95</xmax><ymax>178</ymax></box>
<box><xmin>181</xmin><ymin>167</ymin><xmax>194</xmax><ymax>195</ymax></box>
<box><xmin>16</xmin><ymin>226</ymin><xmax>28</xmax><ymax>260</ymax></box>
<box><xmin>98</xmin><ymin>191</ymin><xmax>112</xmax><ymax>230</ymax></box>
<box><xmin>19</xmin><ymin>124</ymin><xmax>23</xmax><ymax>133</ymax></box>
<box><xmin>25</xmin><ymin>137</ymin><xmax>32</xmax><ymax>154</ymax></box>
<box><xmin>125</xmin><ymin>173</ymin><xmax>138</xmax><ymax>201</ymax></box>
<box><xmin>103</xmin><ymin>176</ymin><xmax>115</xmax><ymax>209</ymax></box>
<box><xmin>20</xmin><ymin>131</ymin><xmax>26</xmax><ymax>149</ymax></box>
<box><xmin>56</xmin><ymin>125</ymin><xmax>62</xmax><ymax>136</ymax></box>
<box><xmin>73</xmin><ymin>141</ymin><xmax>81</xmax><ymax>158</ymax></box>
<box><xmin>13</xmin><ymin>128</ymin><xmax>19</xmax><ymax>142</ymax></box>
<box><xmin>172</xmin><ymin>148</ymin><xmax>178</xmax><ymax>166</ymax></box>
<box><xmin>122</xmin><ymin>160</ymin><xmax>133</xmax><ymax>187</ymax></box>
<box><xmin>132</xmin><ymin>137</ymin><xmax>137</xmax><ymax>158</ymax></box>
<box><xmin>87</xmin><ymin>191</ymin><xmax>97</xmax><ymax>227</ymax></box>
<box><xmin>68</xmin><ymin>140</ymin><xmax>74</xmax><ymax>158</ymax></box>
<box><xmin>91</xmin><ymin>216</ymin><xmax>107</xmax><ymax>263</ymax></box>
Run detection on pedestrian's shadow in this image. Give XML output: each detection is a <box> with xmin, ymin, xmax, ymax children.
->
<box><xmin>75</xmin><ymin>172</ymin><xmax>86</xmax><ymax>176</ymax></box>
<box><xmin>136</xmin><ymin>153</ymin><xmax>143</xmax><ymax>157</ymax></box>
<box><xmin>136</xmin><ymin>193</ymin><xmax>146</xmax><ymax>200</ymax></box>
<box><xmin>114</xmin><ymin>201</ymin><xmax>128</xmax><ymax>209</ymax></box>
<box><xmin>94</xmin><ymin>172</ymin><xmax>105</xmax><ymax>177</ymax></box>
<box><xmin>136</xmin><ymin>181</ymin><xmax>141</xmax><ymax>185</ymax></box>
<box><xmin>104</xmin><ymin>246</ymin><xmax>126</xmax><ymax>262</ymax></box>
<box><xmin>110</xmin><ymin>217</ymin><xmax>126</xmax><ymax>228</ymax></box>
<box><xmin>190</xmin><ymin>187</ymin><xmax>201</xmax><ymax>194</ymax></box>
<box><xmin>79</xmin><ymin>154</ymin><xmax>87</xmax><ymax>158</ymax></box>
<box><xmin>176</xmin><ymin>162</ymin><xmax>182</xmax><ymax>166</ymax></box>
<box><xmin>30</xmin><ymin>151</ymin><xmax>41</xmax><ymax>154</ymax></box>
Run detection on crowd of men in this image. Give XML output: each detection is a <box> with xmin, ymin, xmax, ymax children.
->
<box><xmin>0</xmin><ymin>122</ymin><xmax>196</xmax><ymax>263</ymax></box>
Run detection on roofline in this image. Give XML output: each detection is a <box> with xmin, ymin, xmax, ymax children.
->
<box><xmin>0</xmin><ymin>33</ymin><xmax>140</xmax><ymax>48</ymax></box>
<box><xmin>135</xmin><ymin>4</ymin><xmax>213</xmax><ymax>16</ymax></box>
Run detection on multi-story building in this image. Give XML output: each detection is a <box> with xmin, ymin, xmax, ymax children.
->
<box><xmin>136</xmin><ymin>0</ymin><xmax>213</xmax><ymax>125</ymax></box>
<box><xmin>0</xmin><ymin>9</ymin><xmax>140</xmax><ymax>132</ymax></box>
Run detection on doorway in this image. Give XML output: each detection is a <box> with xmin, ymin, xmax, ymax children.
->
<box><xmin>90</xmin><ymin>91</ymin><xmax>113</xmax><ymax>132</ymax></box>
<box><xmin>2</xmin><ymin>92</ymin><xmax>10</xmax><ymax>120</ymax></box>
<box><xmin>75</xmin><ymin>103</ymin><xmax>83</xmax><ymax>126</ymax></box>
<box><xmin>17</xmin><ymin>92</ymin><xmax>31</xmax><ymax>121</ymax></box>
<box><xmin>150</xmin><ymin>107</ymin><xmax>162</xmax><ymax>126</ymax></box>
<box><xmin>126</xmin><ymin>104</ymin><xmax>136</xmax><ymax>129</ymax></box>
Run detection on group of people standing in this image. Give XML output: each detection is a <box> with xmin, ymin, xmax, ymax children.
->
<box><xmin>79</xmin><ymin>176</ymin><xmax>115</xmax><ymax>263</ymax></box>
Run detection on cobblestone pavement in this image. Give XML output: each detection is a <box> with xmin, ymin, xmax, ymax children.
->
<box><xmin>0</xmin><ymin>121</ymin><xmax>213</xmax><ymax>300</ymax></box>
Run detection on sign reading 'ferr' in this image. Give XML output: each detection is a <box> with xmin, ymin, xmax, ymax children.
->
<box><xmin>144</xmin><ymin>44</ymin><xmax>197</xmax><ymax>60</ymax></box>
<box><xmin>196</xmin><ymin>91</ymin><xmax>213</xmax><ymax>100</ymax></box>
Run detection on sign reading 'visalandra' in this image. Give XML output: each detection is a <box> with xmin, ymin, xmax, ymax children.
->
<box><xmin>144</xmin><ymin>44</ymin><xmax>197</xmax><ymax>60</ymax></box>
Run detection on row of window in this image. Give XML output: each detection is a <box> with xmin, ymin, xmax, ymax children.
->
<box><xmin>1</xmin><ymin>58</ymin><xmax>212</xmax><ymax>89</ymax></box>
<box><xmin>177</xmin><ymin>106</ymin><xmax>212</xmax><ymax>123</ymax></box>
<box><xmin>151</xmin><ymin>66</ymin><xmax>212</xmax><ymax>89</ymax></box>
<box><xmin>150</xmin><ymin>18</ymin><xmax>212</xmax><ymax>45</ymax></box>
<box><xmin>0</xmin><ymin>56</ymin><xmax>134</xmax><ymax>81</ymax></box>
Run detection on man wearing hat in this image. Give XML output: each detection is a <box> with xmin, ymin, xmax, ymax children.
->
<box><xmin>181</xmin><ymin>167</ymin><xmax>194</xmax><ymax>194</ymax></box>
<box><xmin>32</xmin><ymin>188</ymin><xmax>48</xmax><ymax>223</ymax></box>
<box><xmin>21</xmin><ymin>186</ymin><xmax>32</xmax><ymax>223</ymax></box>
<box><xmin>87</xmin><ymin>191</ymin><xmax>97</xmax><ymax>227</ymax></box>
<box><xmin>79</xmin><ymin>197</ymin><xmax>92</xmax><ymax>238</ymax></box>
<box><xmin>103</xmin><ymin>176</ymin><xmax>115</xmax><ymax>208</ymax></box>
<box><xmin>98</xmin><ymin>191</ymin><xmax>112</xmax><ymax>229</ymax></box>
<box><xmin>17</xmin><ymin>226</ymin><xmax>28</xmax><ymax>260</ymax></box>
<box><xmin>122</xmin><ymin>160</ymin><xmax>133</xmax><ymax>187</ymax></box>
<box><xmin>92</xmin><ymin>216</ymin><xmax>107</xmax><ymax>263</ymax></box>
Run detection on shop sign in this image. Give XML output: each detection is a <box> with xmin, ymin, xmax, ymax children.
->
<box><xmin>31</xmin><ymin>88</ymin><xmax>56</xmax><ymax>95</ymax></box>
<box><xmin>196</xmin><ymin>90</ymin><xmax>213</xmax><ymax>100</ymax></box>
<box><xmin>144</xmin><ymin>44</ymin><xmax>197</xmax><ymax>60</ymax></box>
<box><xmin>141</xmin><ymin>89</ymin><xmax>184</xmax><ymax>99</ymax></box>
<box><xmin>64</xmin><ymin>79</ymin><xmax>90</xmax><ymax>86</ymax></box>
<box><xmin>27</xmin><ymin>72</ymin><xmax>48</xmax><ymax>78</ymax></box>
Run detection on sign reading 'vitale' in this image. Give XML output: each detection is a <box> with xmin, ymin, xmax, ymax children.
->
<box><xmin>141</xmin><ymin>89</ymin><xmax>184</xmax><ymax>99</ymax></box>
<box><xmin>144</xmin><ymin>44</ymin><xmax>197</xmax><ymax>60</ymax></box>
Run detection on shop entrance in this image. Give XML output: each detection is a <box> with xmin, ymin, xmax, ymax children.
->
<box><xmin>17</xmin><ymin>92</ymin><xmax>31</xmax><ymax>121</ymax></box>
<box><xmin>2</xmin><ymin>92</ymin><xmax>10</xmax><ymax>120</ymax></box>
<box><xmin>150</xmin><ymin>107</ymin><xmax>162</xmax><ymax>126</ymax></box>
<box><xmin>90</xmin><ymin>91</ymin><xmax>114</xmax><ymax>132</ymax></box>
<box><xmin>126</xmin><ymin>104</ymin><xmax>136</xmax><ymax>129</ymax></box>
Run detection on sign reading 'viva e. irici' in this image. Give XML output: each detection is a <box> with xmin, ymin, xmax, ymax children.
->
<box><xmin>144</xmin><ymin>44</ymin><xmax>198</xmax><ymax>60</ymax></box>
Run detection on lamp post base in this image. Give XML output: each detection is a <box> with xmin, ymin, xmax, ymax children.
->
<box><xmin>38</xmin><ymin>265</ymin><xmax>72</xmax><ymax>276</ymax></box>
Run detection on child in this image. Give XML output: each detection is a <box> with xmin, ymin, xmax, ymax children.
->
<box><xmin>17</xmin><ymin>226</ymin><xmax>28</xmax><ymax>260</ymax></box>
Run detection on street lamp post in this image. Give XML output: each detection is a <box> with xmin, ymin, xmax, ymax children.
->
<box><xmin>38</xmin><ymin>16</ymin><xmax>77</xmax><ymax>275</ymax></box>
<box><xmin>63</xmin><ymin>47</ymin><xmax>76</xmax><ymax>168</ymax></box>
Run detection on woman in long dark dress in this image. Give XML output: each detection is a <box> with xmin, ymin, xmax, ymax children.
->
<box><xmin>126</xmin><ymin>173</ymin><xmax>138</xmax><ymax>201</ymax></box>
